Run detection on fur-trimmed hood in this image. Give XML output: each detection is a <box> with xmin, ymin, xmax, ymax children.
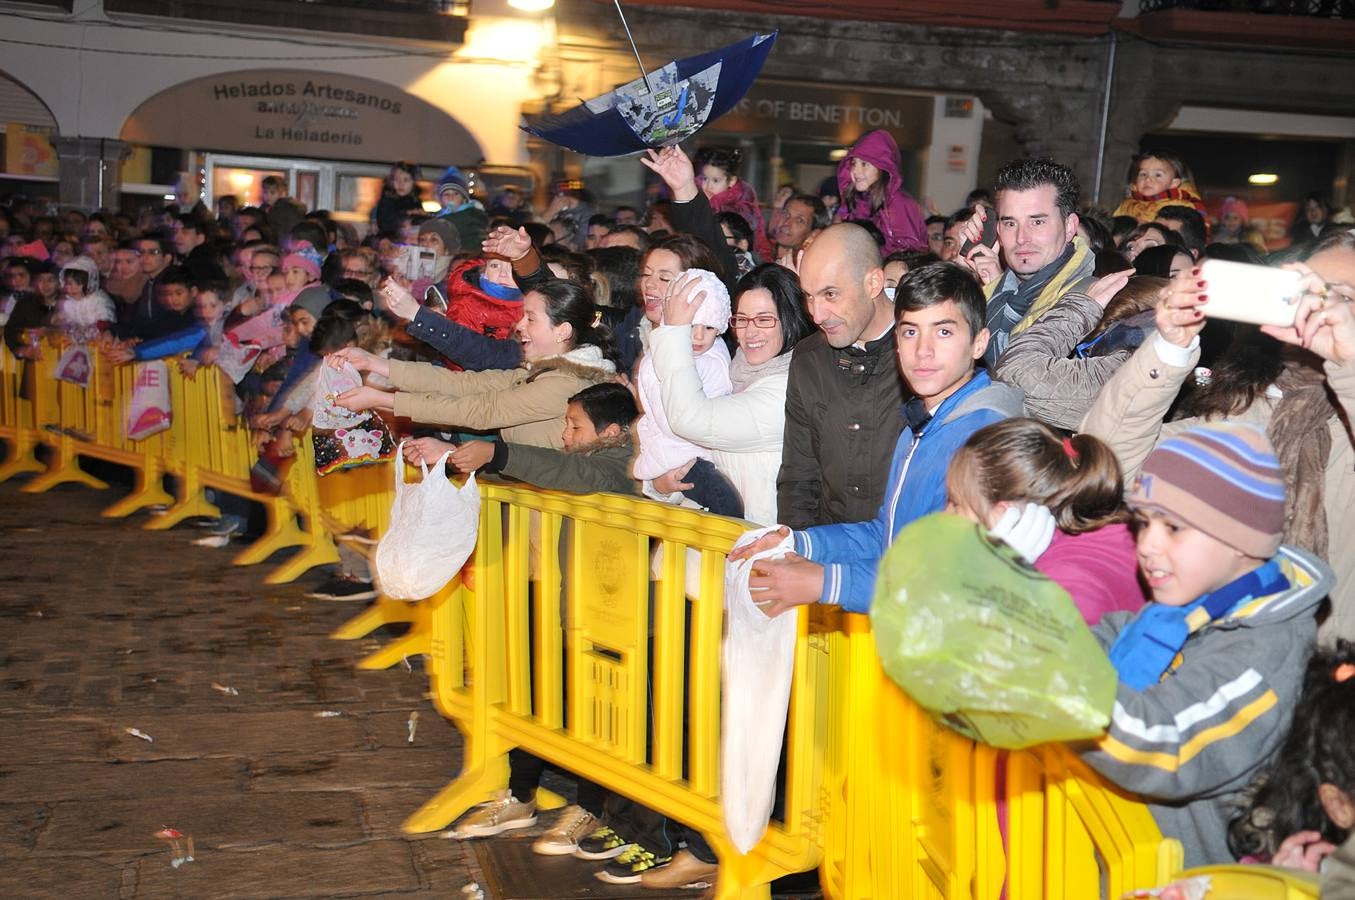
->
<box><xmin>525</xmin><ymin>344</ymin><xmax>617</xmax><ymax>385</ymax></box>
<box><xmin>567</xmin><ymin>429</ymin><xmax>635</xmax><ymax>456</ymax></box>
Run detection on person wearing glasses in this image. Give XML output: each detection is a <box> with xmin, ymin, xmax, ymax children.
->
<box><xmin>120</xmin><ymin>234</ymin><xmax>174</xmax><ymax>325</ymax></box>
<box><xmin>647</xmin><ymin>263</ymin><xmax>812</xmax><ymax>527</ymax></box>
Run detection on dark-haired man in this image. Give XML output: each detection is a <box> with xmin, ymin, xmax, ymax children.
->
<box><xmin>773</xmin><ymin>194</ymin><xmax>829</xmax><ymax>261</ymax></box>
<box><xmin>1154</xmin><ymin>205</ymin><xmax>1208</xmax><ymax>260</ymax></box>
<box><xmin>740</xmin><ymin>261</ymin><xmax>1024</xmax><ymax>614</ymax></box>
<box><xmin>971</xmin><ymin>158</ymin><xmax>1096</xmax><ymax>367</ymax></box>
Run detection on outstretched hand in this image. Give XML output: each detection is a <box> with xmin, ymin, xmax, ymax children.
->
<box><xmin>1261</xmin><ymin>264</ymin><xmax>1355</xmax><ymax>366</ymax></box>
<box><xmin>379</xmin><ymin>277</ymin><xmax>420</xmax><ymax>322</ymax></box>
<box><xmin>334</xmin><ymin>385</ymin><xmax>395</xmax><ymax>413</ymax></box>
<box><xmin>640</xmin><ymin>146</ymin><xmax>699</xmax><ymax>203</ymax></box>
<box><xmin>482</xmin><ymin>226</ymin><xmax>532</xmax><ymax>262</ymax></box>
<box><xmin>327</xmin><ymin>346</ymin><xmax>389</xmax><ymax>379</ymax></box>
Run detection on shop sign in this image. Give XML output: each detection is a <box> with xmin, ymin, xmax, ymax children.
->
<box><xmin>120</xmin><ymin>69</ymin><xmax>481</xmax><ymax>165</ymax></box>
<box><xmin>4</xmin><ymin>124</ymin><xmax>57</xmax><ymax>178</ymax></box>
<box><xmin>711</xmin><ymin>81</ymin><xmax>933</xmax><ymax>147</ymax></box>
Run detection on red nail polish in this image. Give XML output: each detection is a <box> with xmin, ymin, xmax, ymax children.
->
<box><xmin>1197</xmin><ymin>280</ymin><xmax>1207</xmax><ymax>288</ymax></box>
<box><xmin>1198</xmin><ymin>294</ymin><xmax>1207</xmax><ymax>300</ymax></box>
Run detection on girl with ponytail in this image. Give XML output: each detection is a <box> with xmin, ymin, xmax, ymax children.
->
<box><xmin>945</xmin><ymin>417</ymin><xmax>1146</xmax><ymax>624</ymax></box>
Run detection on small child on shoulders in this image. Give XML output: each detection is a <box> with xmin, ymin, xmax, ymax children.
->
<box><xmin>1081</xmin><ymin>422</ymin><xmax>1335</xmax><ymax>869</ymax></box>
<box><xmin>1112</xmin><ymin>151</ymin><xmax>1206</xmax><ymax>223</ymax></box>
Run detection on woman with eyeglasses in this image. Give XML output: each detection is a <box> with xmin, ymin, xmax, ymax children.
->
<box><xmin>649</xmin><ymin>263</ymin><xmax>813</xmax><ymax>525</ymax></box>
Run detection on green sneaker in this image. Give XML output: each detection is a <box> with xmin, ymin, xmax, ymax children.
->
<box><xmin>595</xmin><ymin>844</ymin><xmax>671</xmax><ymax>884</ymax></box>
<box><xmin>574</xmin><ymin>824</ymin><xmax>633</xmax><ymax>861</ymax></box>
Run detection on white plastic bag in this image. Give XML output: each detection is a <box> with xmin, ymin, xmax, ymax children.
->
<box><xmin>373</xmin><ymin>442</ymin><xmax>481</xmax><ymax>600</ymax></box>
<box><xmin>125</xmin><ymin>360</ymin><xmax>172</xmax><ymax>440</ymax></box>
<box><xmin>311</xmin><ymin>360</ymin><xmax>370</xmax><ymax>431</ymax></box>
<box><xmin>721</xmin><ymin>526</ymin><xmax>797</xmax><ymax>854</ymax></box>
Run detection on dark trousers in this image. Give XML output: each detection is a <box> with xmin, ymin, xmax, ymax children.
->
<box><xmin>684</xmin><ymin>459</ymin><xmax>743</xmax><ymax>519</ymax></box>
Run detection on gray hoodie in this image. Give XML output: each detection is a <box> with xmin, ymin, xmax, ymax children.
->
<box><xmin>1081</xmin><ymin>545</ymin><xmax>1334</xmax><ymax>868</ymax></box>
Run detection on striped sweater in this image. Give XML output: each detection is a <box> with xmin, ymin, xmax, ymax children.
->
<box><xmin>1080</xmin><ymin>546</ymin><xmax>1333</xmax><ymax>867</ymax></box>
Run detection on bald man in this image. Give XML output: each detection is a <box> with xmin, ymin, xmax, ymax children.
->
<box><xmin>776</xmin><ymin>223</ymin><xmax>906</xmax><ymax>528</ymax></box>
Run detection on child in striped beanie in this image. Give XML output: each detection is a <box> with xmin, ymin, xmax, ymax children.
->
<box><xmin>1079</xmin><ymin>422</ymin><xmax>1335</xmax><ymax>868</ymax></box>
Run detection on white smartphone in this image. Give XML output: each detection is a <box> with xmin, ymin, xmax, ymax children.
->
<box><xmin>1198</xmin><ymin>259</ymin><xmax>1302</xmax><ymax>328</ymax></box>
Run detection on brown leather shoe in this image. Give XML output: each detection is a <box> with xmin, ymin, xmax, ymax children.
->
<box><xmin>639</xmin><ymin>849</ymin><xmax>719</xmax><ymax>890</ymax></box>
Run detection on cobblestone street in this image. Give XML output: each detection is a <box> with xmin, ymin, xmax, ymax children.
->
<box><xmin>0</xmin><ymin>480</ymin><xmax>487</xmax><ymax>898</ymax></box>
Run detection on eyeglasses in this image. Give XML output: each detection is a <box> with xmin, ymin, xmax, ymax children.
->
<box><xmin>730</xmin><ymin>314</ymin><xmax>779</xmax><ymax>330</ymax></box>
<box><xmin>342</xmin><ymin>268</ymin><xmax>371</xmax><ymax>279</ymax></box>
<box><xmin>139</xmin><ymin>247</ymin><xmax>163</xmax><ymax>256</ymax></box>
<box><xmin>248</xmin><ymin>265</ymin><xmax>276</xmax><ymax>274</ymax></box>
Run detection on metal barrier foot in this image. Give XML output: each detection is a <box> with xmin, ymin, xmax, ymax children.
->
<box><xmin>402</xmin><ymin>753</ymin><xmax>511</xmax><ymax>834</ymax></box>
<box><xmin>21</xmin><ymin>449</ymin><xmax>108</xmax><ymax>494</ymax></box>
<box><xmin>0</xmin><ymin>438</ymin><xmax>45</xmax><ymax>482</ymax></box>
<box><xmin>706</xmin><ymin>837</ymin><xmax>790</xmax><ymax>900</ymax></box>
<box><xmin>354</xmin><ymin>627</ymin><xmax>431</xmax><ymax>671</ymax></box>
<box><xmin>232</xmin><ymin>502</ymin><xmax>312</xmax><ymax>567</ymax></box>
<box><xmin>261</xmin><ymin>536</ymin><xmax>341</xmax><ymax>584</ymax></box>
<box><xmin>143</xmin><ymin>493</ymin><xmax>219</xmax><ymax>530</ymax></box>
<box><xmin>102</xmin><ymin>469</ymin><xmax>174</xmax><ymax>519</ymax></box>
<box><xmin>331</xmin><ymin>597</ymin><xmax>420</xmax><ymax>641</ymax></box>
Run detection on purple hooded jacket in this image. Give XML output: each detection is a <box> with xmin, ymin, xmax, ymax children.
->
<box><xmin>835</xmin><ymin>129</ymin><xmax>928</xmax><ymax>254</ymax></box>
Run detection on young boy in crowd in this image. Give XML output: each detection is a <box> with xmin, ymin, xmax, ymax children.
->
<box><xmin>1081</xmin><ymin>423</ymin><xmax>1334</xmax><ymax>868</ymax></box>
<box><xmin>415</xmin><ymin>381</ymin><xmax>639</xmax><ymax>496</ymax></box>
<box><xmin>734</xmin><ymin>262</ymin><xmax>1025</xmax><ymax>615</ymax></box>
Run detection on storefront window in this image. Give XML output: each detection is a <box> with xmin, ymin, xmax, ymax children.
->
<box><xmin>210</xmin><ymin>166</ymin><xmax>287</xmax><ymax>208</ymax></box>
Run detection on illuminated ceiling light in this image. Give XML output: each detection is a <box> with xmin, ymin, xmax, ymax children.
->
<box><xmin>1248</xmin><ymin>173</ymin><xmax>1279</xmax><ymax>185</ymax></box>
<box><xmin>829</xmin><ymin>148</ymin><xmax>848</xmax><ymax>161</ymax></box>
<box><xmin>508</xmin><ymin>0</ymin><xmax>555</xmax><ymax>10</ymax></box>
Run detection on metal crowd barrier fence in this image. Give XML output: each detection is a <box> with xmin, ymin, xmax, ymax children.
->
<box><xmin>2</xmin><ymin>341</ymin><xmax>1263</xmax><ymax>899</ymax></box>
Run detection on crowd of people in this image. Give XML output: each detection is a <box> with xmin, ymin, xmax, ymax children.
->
<box><xmin>2</xmin><ymin>130</ymin><xmax>1354</xmax><ymax>894</ymax></box>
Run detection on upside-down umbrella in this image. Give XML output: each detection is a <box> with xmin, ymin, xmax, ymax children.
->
<box><xmin>522</xmin><ymin>30</ymin><xmax>777</xmax><ymax>157</ymax></box>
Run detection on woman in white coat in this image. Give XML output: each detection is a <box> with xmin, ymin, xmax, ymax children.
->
<box><xmin>649</xmin><ymin>263</ymin><xmax>814</xmax><ymax>525</ymax></box>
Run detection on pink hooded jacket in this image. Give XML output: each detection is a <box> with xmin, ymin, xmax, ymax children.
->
<box><xmin>836</xmin><ymin>129</ymin><xmax>928</xmax><ymax>254</ymax></box>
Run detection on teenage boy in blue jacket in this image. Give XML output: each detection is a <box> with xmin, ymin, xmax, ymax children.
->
<box><xmin>735</xmin><ymin>262</ymin><xmax>1025</xmax><ymax>614</ymax></box>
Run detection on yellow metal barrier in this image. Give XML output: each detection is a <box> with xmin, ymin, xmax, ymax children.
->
<box><xmin>391</xmin><ymin>483</ymin><xmax>831</xmax><ymax>899</ymax></box>
<box><xmin>1</xmin><ymin>343</ymin><xmax>1200</xmax><ymax>898</ymax></box>
<box><xmin>0</xmin><ymin>344</ymin><xmax>46</xmax><ymax>481</ymax></box>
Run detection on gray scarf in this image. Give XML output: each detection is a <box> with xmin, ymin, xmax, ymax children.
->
<box><xmin>728</xmin><ymin>346</ymin><xmax>793</xmax><ymax>393</ymax></box>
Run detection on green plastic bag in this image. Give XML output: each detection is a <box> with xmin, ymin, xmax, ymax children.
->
<box><xmin>870</xmin><ymin>512</ymin><xmax>1116</xmax><ymax>749</ymax></box>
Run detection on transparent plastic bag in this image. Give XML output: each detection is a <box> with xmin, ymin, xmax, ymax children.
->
<box><xmin>870</xmin><ymin>512</ymin><xmax>1116</xmax><ymax>749</ymax></box>
<box><xmin>373</xmin><ymin>442</ymin><xmax>480</xmax><ymax>600</ymax></box>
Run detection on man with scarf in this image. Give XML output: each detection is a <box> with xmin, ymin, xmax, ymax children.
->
<box><xmin>967</xmin><ymin>157</ymin><xmax>1096</xmax><ymax>369</ymax></box>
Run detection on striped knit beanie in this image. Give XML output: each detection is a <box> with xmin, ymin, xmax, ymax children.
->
<box><xmin>1126</xmin><ymin>423</ymin><xmax>1285</xmax><ymax>559</ymax></box>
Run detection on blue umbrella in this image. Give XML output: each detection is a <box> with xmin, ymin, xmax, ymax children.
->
<box><xmin>522</xmin><ymin>30</ymin><xmax>777</xmax><ymax>157</ymax></box>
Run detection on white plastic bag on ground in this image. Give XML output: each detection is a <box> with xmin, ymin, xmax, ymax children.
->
<box><xmin>373</xmin><ymin>442</ymin><xmax>480</xmax><ymax>600</ymax></box>
<box><xmin>721</xmin><ymin>526</ymin><xmax>797</xmax><ymax>854</ymax></box>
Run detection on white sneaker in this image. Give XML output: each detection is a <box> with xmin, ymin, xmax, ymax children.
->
<box><xmin>532</xmin><ymin>805</ymin><xmax>598</xmax><ymax>856</ymax></box>
<box><xmin>450</xmin><ymin>790</ymin><xmax>537</xmax><ymax>839</ymax></box>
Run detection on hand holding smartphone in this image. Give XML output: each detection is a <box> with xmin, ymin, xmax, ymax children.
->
<box><xmin>960</xmin><ymin>205</ymin><xmax>998</xmax><ymax>255</ymax></box>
